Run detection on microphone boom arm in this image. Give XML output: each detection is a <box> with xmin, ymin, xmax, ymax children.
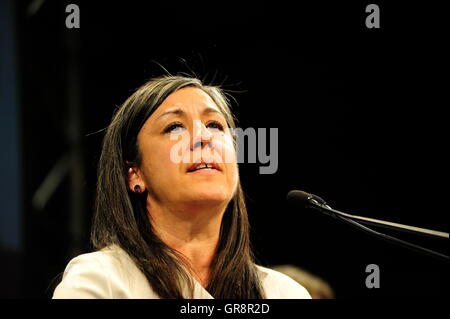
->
<box><xmin>332</xmin><ymin>212</ymin><xmax>449</xmax><ymax>262</ymax></box>
<box><xmin>308</xmin><ymin>199</ymin><xmax>449</xmax><ymax>239</ymax></box>
<box><xmin>305</xmin><ymin>198</ymin><xmax>449</xmax><ymax>262</ymax></box>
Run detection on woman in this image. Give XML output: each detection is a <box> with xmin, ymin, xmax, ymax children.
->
<box><xmin>53</xmin><ymin>75</ymin><xmax>311</xmax><ymax>299</ymax></box>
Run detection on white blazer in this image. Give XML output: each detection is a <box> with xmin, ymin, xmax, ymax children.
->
<box><xmin>53</xmin><ymin>245</ymin><xmax>311</xmax><ymax>299</ymax></box>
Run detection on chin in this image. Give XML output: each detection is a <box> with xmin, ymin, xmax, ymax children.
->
<box><xmin>185</xmin><ymin>189</ymin><xmax>232</xmax><ymax>205</ymax></box>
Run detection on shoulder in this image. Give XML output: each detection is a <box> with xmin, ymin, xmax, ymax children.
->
<box><xmin>256</xmin><ymin>265</ymin><xmax>312</xmax><ymax>299</ymax></box>
<box><xmin>53</xmin><ymin>245</ymin><xmax>155</xmax><ymax>299</ymax></box>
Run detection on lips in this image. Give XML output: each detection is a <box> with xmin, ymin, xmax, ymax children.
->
<box><xmin>187</xmin><ymin>161</ymin><xmax>221</xmax><ymax>172</ymax></box>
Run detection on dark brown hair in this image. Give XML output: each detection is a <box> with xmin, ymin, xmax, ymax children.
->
<box><xmin>91</xmin><ymin>75</ymin><xmax>265</xmax><ymax>298</ymax></box>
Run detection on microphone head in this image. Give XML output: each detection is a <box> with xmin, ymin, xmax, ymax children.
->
<box><xmin>286</xmin><ymin>190</ymin><xmax>313</xmax><ymax>208</ymax></box>
<box><xmin>286</xmin><ymin>190</ymin><xmax>327</xmax><ymax>207</ymax></box>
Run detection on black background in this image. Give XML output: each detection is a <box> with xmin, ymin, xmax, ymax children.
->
<box><xmin>4</xmin><ymin>0</ymin><xmax>447</xmax><ymax>298</ymax></box>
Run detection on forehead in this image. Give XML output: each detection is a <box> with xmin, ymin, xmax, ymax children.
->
<box><xmin>155</xmin><ymin>86</ymin><xmax>221</xmax><ymax>114</ymax></box>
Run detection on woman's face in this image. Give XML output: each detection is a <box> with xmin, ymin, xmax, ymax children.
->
<box><xmin>134</xmin><ymin>87</ymin><xmax>238</xmax><ymax>209</ymax></box>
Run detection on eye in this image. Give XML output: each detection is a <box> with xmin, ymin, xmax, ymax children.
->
<box><xmin>206</xmin><ymin>121</ymin><xmax>224</xmax><ymax>131</ymax></box>
<box><xmin>164</xmin><ymin>122</ymin><xmax>185</xmax><ymax>133</ymax></box>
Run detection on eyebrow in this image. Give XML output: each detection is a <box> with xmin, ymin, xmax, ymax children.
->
<box><xmin>157</xmin><ymin>107</ymin><xmax>222</xmax><ymax>121</ymax></box>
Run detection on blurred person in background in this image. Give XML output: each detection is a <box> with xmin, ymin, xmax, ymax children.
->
<box><xmin>271</xmin><ymin>264</ymin><xmax>335</xmax><ymax>299</ymax></box>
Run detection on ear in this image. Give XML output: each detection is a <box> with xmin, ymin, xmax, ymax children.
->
<box><xmin>126</xmin><ymin>164</ymin><xmax>146</xmax><ymax>193</ymax></box>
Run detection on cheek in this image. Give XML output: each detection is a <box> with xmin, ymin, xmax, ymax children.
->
<box><xmin>227</xmin><ymin>162</ymin><xmax>239</xmax><ymax>187</ymax></box>
<box><xmin>162</xmin><ymin>143</ymin><xmax>182</xmax><ymax>170</ymax></box>
<box><xmin>143</xmin><ymin>141</ymin><xmax>180</xmax><ymax>178</ymax></box>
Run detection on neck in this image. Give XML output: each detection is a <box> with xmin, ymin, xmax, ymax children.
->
<box><xmin>147</xmin><ymin>198</ymin><xmax>227</xmax><ymax>287</ymax></box>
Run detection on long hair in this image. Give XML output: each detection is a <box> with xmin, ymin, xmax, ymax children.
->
<box><xmin>91</xmin><ymin>75</ymin><xmax>265</xmax><ymax>298</ymax></box>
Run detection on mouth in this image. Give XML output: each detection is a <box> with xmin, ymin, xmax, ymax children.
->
<box><xmin>187</xmin><ymin>161</ymin><xmax>221</xmax><ymax>173</ymax></box>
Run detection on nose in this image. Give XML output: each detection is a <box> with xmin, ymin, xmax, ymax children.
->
<box><xmin>191</xmin><ymin>120</ymin><xmax>213</xmax><ymax>151</ymax></box>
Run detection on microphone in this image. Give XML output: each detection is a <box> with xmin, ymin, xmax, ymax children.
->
<box><xmin>287</xmin><ymin>190</ymin><xmax>328</xmax><ymax>209</ymax></box>
<box><xmin>287</xmin><ymin>190</ymin><xmax>449</xmax><ymax>261</ymax></box>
